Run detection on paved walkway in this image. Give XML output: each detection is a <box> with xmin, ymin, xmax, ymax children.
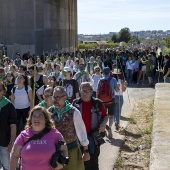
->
<box><xmin>99</xmin><ymin>85</ymin><xmax>155</xmax><ymax>170</ymax></box>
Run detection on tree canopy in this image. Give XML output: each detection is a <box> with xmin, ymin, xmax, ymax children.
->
<box><xmin>165</xmin><ymin>36</ymin><xmax>170</xmax><ymax>48</ymax></box>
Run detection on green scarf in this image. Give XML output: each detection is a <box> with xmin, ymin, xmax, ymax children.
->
<box><xmin>79</xmin><ymin>71</ymin><xmax>87</xmax><ymax>77</ymax></box>
<box><xmin>0</xmin><ymin>96</ymin><xmax>10</xmax><ymax>110</ymax></box>
<box><xmin>52</xmin><ymin>100</ymin><xmax>73</xmax><ymax>122</ymax></box>
<box><xmin>39</xmin><ymin>100</ymin><xmax>47</xmax><ymax>109</ymax></box>
<box><xmin>89</xmin><ymin>61</ymin><xmax>96</xmax><ymax>65</ymax></box>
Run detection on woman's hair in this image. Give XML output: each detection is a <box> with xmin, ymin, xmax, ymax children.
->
<box><xmin>18</xmin><ymin>74</ymin><xmax>29</xmax><ymax>86</ymax></box>
<box><xmin>44</xmin><ymin>87</ymin><xmax>53</xmax><ymax>95</ymax></box>
<box><xmin>6</xmin><ymin>71</ymin><xmax>15</xmax><ymax>83</ymax></box>
<box><xmin>25</xmin><ymin>105</ymin><xmax>55</xmax><ymax>129</ymax></box>
<box><xmin>0</xmin><ymin>82</ymin><xmax>7</xmax><ymax>94</ymax></box>
<box><xmin>94</xmin><ymin>66</ymin><xmax>101</xmax><ymax>72</ymax></box>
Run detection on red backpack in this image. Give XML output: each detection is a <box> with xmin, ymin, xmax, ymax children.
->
<box><xmin>98</xmin><ymin>77</ymin><xmax>113</xmax><ymax>105</ymax></box>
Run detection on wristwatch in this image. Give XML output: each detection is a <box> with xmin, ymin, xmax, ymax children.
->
<box><xmin>9</xmin><ymin>141</ymin><xmax>14</xmax><ymax>145</ymax></box>
<box><xmin>84</xmin><ymin>149</ymin><xmax>89</xmax><ymax>153</ymax></box>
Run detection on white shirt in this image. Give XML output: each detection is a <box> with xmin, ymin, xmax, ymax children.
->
<box><xmin>73</xmin><ymin>108</ymin><xmax>89</xmax><ymax>146</ymax></box>
<box><xmin>126</xmin><ymin>60</ymin><xmax>134</xmax><ymax>70</ymax></box>
<box><xmin>92</xmin><ymin>74</ymin><xmax>102</xmax><ymax>92</ymax></box>
<box><xmin>115</xmin><ymin>79</ymin><xmax>123</xmax><ymax>96</ymax></box>
<box><xmin>37</xmin><ymin>85</ymin><xmax>49</xmax><ymax>96</ymax></box>
<box><xmin>12</xmin><ymin>85</ymin><xmax>32</xmax><ymax>109</ymax></box>
<box><xmin>65</xmin><ymin>60</ymin><xmax>74</xmax><ymax>68</ymax></box>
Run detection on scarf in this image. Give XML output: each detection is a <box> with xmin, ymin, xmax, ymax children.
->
<box><xmin>0</xmin><ymin>96</ymin><xmax>10</xmax><ymax>110</ymax></box>
<box><xmin>79</xmin><ymin>71</ymin><xmax>87</xmax><ymax>77</ymax></box>
<box><xmin>39</xmin><ymin>100</ymin><xmax>47</xmax><ymax>109</ymax></box>
<box><xmin>52</xmin><ymin>100</ymin><xmax>73</xmax><ymax>122</ymax></box>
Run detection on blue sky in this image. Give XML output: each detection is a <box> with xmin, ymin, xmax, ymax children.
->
<box><xmin>78</xmin><ymin>0</ymin><xmax>170</xmax><ymax>34</ymax></box>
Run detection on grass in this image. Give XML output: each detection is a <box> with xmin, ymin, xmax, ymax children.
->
<box><xmin>129</xmin><ymin>116</ymin><xmax>137</xmax><ymax>124</ymax></box>
<box><xmin>114</xmin><ymin>158</ymin><xmax>124</xmax><ymax>168</ymax></box>
<box><xmin>149</xmin><ymin>99</ymin><xmax>154</xmax><ymax>112</ymax></box>
<box><xmin>139</xmin><ymin>121</ymin><xmax>153</xmax><ymax>135</ymax></box>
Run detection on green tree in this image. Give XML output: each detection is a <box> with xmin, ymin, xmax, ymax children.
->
<box><xmin>128</xmin><ymin>35</ymin><xmax>140</xmax><ymax>44</ymax></box>
<box><xmin>111</xmin><ymin>34</ymin><xmax>119</xmax><ymax>43</ymax></box>
<box><xmin>165</xmin><ymin>36</ymin><xmax>170</xmax><ymax>48</ymax></box>
<box><xmin>118</xmin><ymin>27</ymin><xmax>131</xmax><ymax>43</ymax></box>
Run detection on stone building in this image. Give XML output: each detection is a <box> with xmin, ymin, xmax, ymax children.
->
<box><xmin>0</xmin><ymin>0</ymin><xmax>77</xmax><ymax>57</ymax></box>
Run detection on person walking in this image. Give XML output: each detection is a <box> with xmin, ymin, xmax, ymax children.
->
<box><xmin>48</xmin><ymin>86</ymin><xmax>90</xmax><ymax>170</ymax></box>
<box><xmin>0</xmin><ymin>82</ymin><xmax>17</xmax><ymax>170</ymax></box>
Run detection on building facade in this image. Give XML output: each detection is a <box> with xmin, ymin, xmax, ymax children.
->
<box><xmin>0</xmin><ymin>0</ymin><xmax>77</xmax><ymax>56</ymax></box>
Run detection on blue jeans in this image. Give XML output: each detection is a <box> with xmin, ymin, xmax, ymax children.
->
<box><xmin>114</xmin><ymin>95</ymin><xmax>124</xmax><ymax>124</ymax></box>
<box><xmin>164</xmin><ymin>77</ymin><xmax>170</xmax><ymax>83</ymax></box>
<box><xmin>92</xmin><ymin>91</ymin><xmax>96</xmax><ymax>98</ymax></box>
<box><xmin>126</xmin><ymin>69</ymin><xmax>133</xmax><ymax>85</ymax></box>
<box><xmin>0</xmin><ymin>146</ymin><xmax>10</xmax><ymax>170</ymax></box>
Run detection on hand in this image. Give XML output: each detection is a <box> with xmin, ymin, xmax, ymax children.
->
<box><xmin>82</xmin><ymin>152</ymin><xmax>90</xmax><ymax>161</ymax></box>
<box><xmin>164</xmin><ymin>75</ymin><xmax>167</xmax><ymax>79</ymax></box>
<box><xmin>99</xmin><ymin>123</ymin><xmax>106</xmax><ymax>133</ymax></box>
<box><xmin>7</xmin><ymin>143</ymin><xmax>13</xmax><ymax>153</ymax></box>
<box><xmin>52</xmin><ymin>162</ymin><xmax>64</xmax><ymax>170</ymax></box>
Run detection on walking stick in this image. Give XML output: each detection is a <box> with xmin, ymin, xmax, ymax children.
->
<box><xmin>32</xmin><ymin>65</ymin><xmax>36</xmax><ymax>107</ymax></box>
<box><xmin>61</xmin><ymin>54</ymin><xmax>64</xmax><ymax>87</ymax></box>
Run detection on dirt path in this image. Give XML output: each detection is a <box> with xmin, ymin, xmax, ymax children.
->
<box><xmin>99</xmin><ymin>86</ymin><xmax>155</xmax><ymax>170</ymax></box>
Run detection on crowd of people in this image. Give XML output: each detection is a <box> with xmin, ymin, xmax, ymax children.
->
<box><xmin>0</xmin><ymin>46</ymin><xmax>170</xmax><ymax>170</ymax></box>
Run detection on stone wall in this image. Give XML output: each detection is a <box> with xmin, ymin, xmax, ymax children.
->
<box><xmin>150</xmin><ymin>83</ymin><xmax>170</xmax><ymax>170</ymax></box>
<box><xmin>0</xmin><ymin>0</ymin><xmax>77</xmax><ymax>56</ymax></box>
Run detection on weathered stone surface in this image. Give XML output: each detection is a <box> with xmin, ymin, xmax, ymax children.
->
<box><xmin>150</xmin><ymin>83</ymin><xmax>170</xmax><ymax>170</ymax></box>
<box><xmin>0</xmin><ymin>0</ymin><xmax>77</xmax><ymax>55</ymax></box>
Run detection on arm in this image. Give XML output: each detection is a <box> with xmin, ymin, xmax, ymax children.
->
<box><xmin>76</xmin><ymin>92</ymin><xmax>79</xmax><ymax>98</ymax></box>
<box><xmin>7</xmin><ymin>103</ymin><xmax>17</xmax><ymax>153</ymax></box>
<box><xmin>43</xmin><ymin>75</ymin><xmax>48</xmax><ymax>85</ymax></box>
<box><xmin>164</xmin><ymin>68</ymin><xmax>170</xmax><ymax>78</ymax></box>
<box><xmin>36</xmin><ymin>85</ymin><xmax>45</xmax><ymax>102</ymax></box>
<box><xmin>99</xmin><ymin>105</ymin><xmax>108</xmax><ymax>133</ymax></box>
<box><xmin>7</xmin><ymin>124</ymin><xmax>17</xmax><ymax>153</ymax></box>
<box><xmin>10</xmin><ymin>93</ymin><xmax>15</xmax><ymax>104</ymax></box>
<box><xmin>28</xmin><ymin>89</ymin><xmax>33</xmax><ymax>109</ymax></box>
<box><xmin>73</xmin><ymin>109</ymin><xmax>90</xmax><ymax>161</ymax></box>
<box><xmin>10</xmin><ymin>145</ymin><xmax>22</xmax><ymax>170</ymax></box>
<box><xmin>121</xmin><ymin>80</ymin><xmax>127</xmax><ymax>92</ymax></box>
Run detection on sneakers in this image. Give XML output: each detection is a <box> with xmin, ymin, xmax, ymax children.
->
<box><xmin>115</xmin><ymin>123</ymin><xmax>120</xmax><ymax>131</ymax></box>
<box><xmin>106</xmin><ymin>125</ymin><xmax>113</xmax><ymax>138</ymax></box>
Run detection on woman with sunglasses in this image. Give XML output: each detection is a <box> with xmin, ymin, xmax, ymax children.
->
<box><xmin>11</xmin><ymin>74</ymin><xmax>33</xmax><ymax>136</ymax></box>
<box><xmin>92</xmin><ymin>66</ymin><xmax>102</xmax><ymax>97</ymax></box>
<box><xmin>38</xmin><ymin>87</ymin><xmax>53</xmax><ymax>109</ymax></box>
<box><xmin>36</xmin><ymin>76</ymin><xmax>56</xmax><ymax>102</ymax></box>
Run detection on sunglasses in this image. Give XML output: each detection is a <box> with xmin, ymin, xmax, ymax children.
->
<box><xmin>52</xmin><ymin>95</ymin><xmax>65</xmax><ymax>101</ymax></box>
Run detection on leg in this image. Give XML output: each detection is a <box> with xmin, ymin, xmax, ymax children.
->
<box><xmin>129</xmin><ymin>70</ymin><xmax>133</xmax><ymax>84</ymax></box>
<box><xmin>114</xmin><ymin>96</ymin><xmax>119</xmax><ymax>124</ymax></box>
<box><xmin>126</xmin><ymin>69</ymin><xmax>130</xmax><ymax>85</ymax></box>
<box><xmin>0</xmin><ymin>146</ymin><xmax>10</xmax><ymax>170</ymax></box>
<box><xmin>21</xmin><ymin>107</ymin><xmax>30</xmax><ymax>130</ymax></box>
<box><xmin>16</xmin><ymin>109</ymin><xmax>22</xmax><ymax>136</ymax></box>
<box><xmin>84</xmin><ymin>145</ymin><xmax>100</xmax><ymax>170</ymax></box>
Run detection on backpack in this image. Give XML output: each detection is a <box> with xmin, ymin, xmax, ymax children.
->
<box><xmin>98</xmin><ymin>77</ymin><xmax>113</xmax><ymax>105</ymax></box>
